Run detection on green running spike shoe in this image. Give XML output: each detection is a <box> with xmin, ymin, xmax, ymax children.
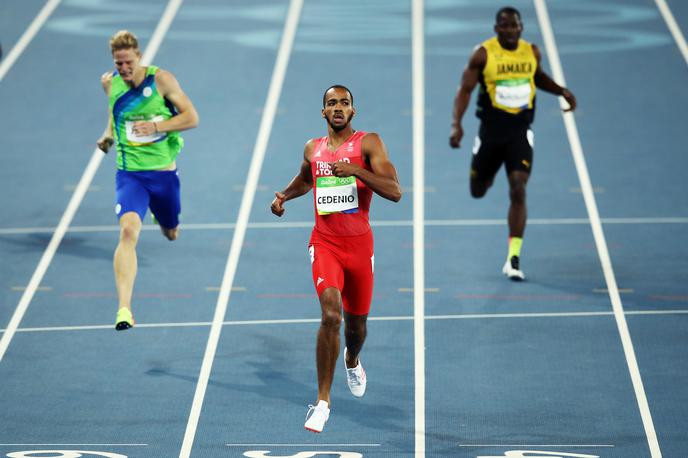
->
<box><xmin>115</xmin><ymin>307</ymin><xmax>135</xmax><ymax>331</ymax></box>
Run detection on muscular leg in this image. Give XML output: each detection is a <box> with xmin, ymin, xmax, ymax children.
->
<box><xmin>114</xmin><ymin>212</ymin><xmax>142</xmax><ymax>311</ymax></box>
<box><xmin>469</xmin><ymin>135</ymin><xmax>497</xmax><ymax>198</ymax></box>
<box><xmin>316</xmin><ymin>287</ymin><xmax>343</xmax><ymax>405</ymax></box>
<box><xmin>343</xmin><ymin>311</ymin><xmax>367</xmax><ymax>368</ymax></box>
<box><xmin>470</xmin><ymin>174</ymin><xmax>494</xmax><ymax>198</ymax></box>
<box><xmin>507</xmin><ymin>170</ymin><xmax>529</xmax><ymax>237</ymax></box>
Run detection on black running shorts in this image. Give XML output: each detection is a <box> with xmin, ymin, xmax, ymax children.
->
<box><xmin>470</xmin><ymin>123</ymin><xmax>534</xmax><ymax>182</ymax></box>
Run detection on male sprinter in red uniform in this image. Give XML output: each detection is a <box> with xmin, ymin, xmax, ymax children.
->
<box><xmin>271</xmin><ymin>85</ymin><xmax>402</xmax><ymax>433</ymax></box>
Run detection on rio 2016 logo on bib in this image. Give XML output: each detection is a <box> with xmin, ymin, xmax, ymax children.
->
<box><xmin>316</xmin><ymin>176</ymin><xmax>359</xmax><ymax>215</ymax></box>
<box><xmin>124</xmin><ymin>115</ymin><xmax>165</xmax><ymax>145</ymax></box>
<box><xmin>495</xmin><ymin>78</ymin><xmax>531</xmax><ymax>109</ymax></box>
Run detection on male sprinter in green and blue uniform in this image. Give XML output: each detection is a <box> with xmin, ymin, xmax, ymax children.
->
<box><xmin>97</xmin><ymin>30</ymin><xmax>199</xmax><ymax>330</ymax></box>
<box><xmin>449</xmin><ymin>7</ymin><xmax>576</xmax><ymax>280</ymax></box>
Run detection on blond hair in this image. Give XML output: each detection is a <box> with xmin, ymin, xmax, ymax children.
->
<box><xmin>109</xmin><ymin>30</ymin><xmax>139</xmax><ymax>54</ymax></box>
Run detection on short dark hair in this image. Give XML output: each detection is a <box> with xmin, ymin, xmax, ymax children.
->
<box><xmin>323</xmin><ymin>85</ymin><xmax>353</xmax><ymax>108</ymax></box>
<box><xmin>496</xmin><ymin>6</ymin><xmax>521</xmax><ymax>23</ymax></box>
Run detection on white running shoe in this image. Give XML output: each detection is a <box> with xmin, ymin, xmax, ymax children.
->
<box><xmin>502</xmin><ymin>255</ymin><xmax>525</xmax><ymax>281</ymax></box>
<box><xmin>304</xmin><ymin>400</ymin><xmax>330</xmax><ymax>433</ymax></box>
<box><xmin>344</xmin><ymin>347</ymin><xmax>366</xmax><ymax>398</ymax></box>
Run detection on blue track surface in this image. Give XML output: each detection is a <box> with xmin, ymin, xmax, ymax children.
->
<box><xmin>1</xmin><ymin>0</ymin><xmax>686</xmax><ymax>457</ymax></box>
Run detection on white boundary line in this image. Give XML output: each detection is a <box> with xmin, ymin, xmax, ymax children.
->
<box><xmin>533</xmin><ymin>1</ymin><xmax>662</xmax><ymax>456</ymax></box>
<box><xmin>654</xmin><ymin>0</ymin><xmax>688</xmax><ymax>65</ymax></box>
<box><xmin>1</xmin><ymin>216</ymin><xmax>687</xmax><ymax>235</ymax></box>
<box><xmin>411</xmin><ymin>0</ymin><xmax>426</xmax><ymax>456</ymax></box>
<box><xmin>0</xmin><ymin>0</ymin><xmax>61</xmax><ymax>82</ymax></box>
<box><xmin>4</xmin><ymin>309</ymin><xmax>688</xmax><ymax>334</ymax></box>
<box><xmin>177</xmin><ymin>1</ymin><xmax>303</xmax><ymax>456</ymax></box>
<box><xmin>0</xmin><ymin>0</ymin><xmax>184</xmax><ymax>363</ymax></box>
<box><xmin>0</xmin><ymin>444</ymin><xmax>147</xmax><ymax>447</ymax></box>
<box><xmin>459</xmin><ymin>444</ymin><xmax>614</xmax><ymax>448</ymax></box>
<box><xmin>225</xmin><ymin>444</ymin><xmax>381</xmax><ymax>447</ymax></box>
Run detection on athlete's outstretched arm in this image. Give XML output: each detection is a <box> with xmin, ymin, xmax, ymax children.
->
<box><xmin>331</xmin><ymin>133</ymin><xmax>402</xmax><ymax>202</ymax></box>
<box><xmin>271</xmin><ymin>140</ymin><xmax>315</xmax><ymax>217</ymax></box>
<box><xmin>532</xmin><ymin>44</ymin><xmax>576</xmax><ymax>112</ymax></box>
<box><xmin>131</xmin><ymin>69</ymin><xmax>200</xmax><ymax>137</ymax></box>
<box><xmin>96</xmin><ymin>72</ymin><xmax>114</xmax><ymax>153</ymax></box>
<box><xmin>450</xmin><ymin>46</ymin><xmax>486</xmax><ymax>149</ymax></box>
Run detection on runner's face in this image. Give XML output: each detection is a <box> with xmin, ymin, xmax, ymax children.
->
<box><xmin>113</xmin><ymin>48</ymin><xmax>141</xmax><ymax>83</ymax></box>
<box><xmin>494</xmin><ymin>12</ymin><xmax>522</xmax><ymax>50</ymax></box>
<box><xmin>322</xmin><ymin>88</ymin><xmax>355</xmax><ymax>132</ymax></box>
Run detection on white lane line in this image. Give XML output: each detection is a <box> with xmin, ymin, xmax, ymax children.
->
<box><xmin>534</xmin><ymin>1</ymin><xmax>662</xmax><ymax>456</ymax></box>
<box><xmin>427</xmin><ymin>311</ymin><xmax>613</xmax><ymax>320</ymax></box>
<box><xmin>225</xmin><ymin>444</ymin><xmax>381</xmax><ymax>447</ymax></box>
<box><xmin>654</xmin><ymin>0</ymin><xmax>688</xmax><ymax>65</ymax></box>
<box><xmin>595</xmin><ymin>217</ymin><xmax>688</xmax><ymax>224</ymax></box>
<box><xmin>411</xmin><ymin>1</ymin><xmax>426</xmax><ymax>457</ymax></box>
<box><xmin>0</xmin><ymin>0</ymin><xmax>61</xmax><ymax>82</ymax></box>
<box><xmin>0</xmin><ymin>444</ymin><xmax>147</xmax><ymax>446</ymax></box>
<box><xmin>177</xmin><ymin>1</ymin><xmax>303</xmax><ymax>456</ymax></box>
<box><xmin>7</xmin><ymin>212</ymin><xmax>685</xmax><ymax>236</ymax></box>
<box><xmin>11</xmin><ymin>286</ymin><xmax>52</xmax><ymax>291</ymax></box>
<box><xmin>459</xmin><ymin>444</ymin><xmax>614</xmax><ymax>447</ymax></box>
<box><xmin>2</xmin><ymin>216</ymin><xmax>687</xmax><ymax>235</ymax></box>
<box><xmin>625</xmin><ymin>309</ymin><xmax>688</xmax><ymax>315</ymax></box>
<box><xmin>12</xmin><ymin>322</ymin><xmax>212</xmax><ymax>333</ymax></box>
<box><xmin>0</xmin><ymin>0</ymin><xmax>184</xmax><ymax>363</ymax></box>
<box><xmin>4</xmin><ymin>309</ymin><xmax>688</xmax><ymax>334</ymax></box>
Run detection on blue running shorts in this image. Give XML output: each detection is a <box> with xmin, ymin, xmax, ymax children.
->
<box><xmin>115</xmin><ymin>169</ymin><xmax>181</xmax><ymax>229</ymax></box>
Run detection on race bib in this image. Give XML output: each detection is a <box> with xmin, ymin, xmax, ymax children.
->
<box><xmin>316</xmin><ymin>176</ymin><xmax>359</xmax><ymax>215</ymax></box>
<box><xmin>495</xmin><ymin>78</ymin><xmax>532</xmax><ymax>109</ymax></box>
<box><xmin>125</xmin><ymin>115</ymin><xmax>165</xmax><ymax>144</ymax></box>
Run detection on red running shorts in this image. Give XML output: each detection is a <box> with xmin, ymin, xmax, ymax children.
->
<box><xmin>308</xmin><ymin>229</ymin><xmax>374</xmax><ymax>316</ymax></box>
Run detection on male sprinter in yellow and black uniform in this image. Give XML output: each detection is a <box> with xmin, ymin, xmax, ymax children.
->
<box><xmin>449</xmin><ymin>6</ymin><xmax>576</xmax><ymax>280</ymax></box>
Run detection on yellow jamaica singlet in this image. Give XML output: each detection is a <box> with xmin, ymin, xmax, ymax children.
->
<box><xmin>477</xmin><ymin>36</ymin><xmax>537</xmax><ymax>125</ymax></box>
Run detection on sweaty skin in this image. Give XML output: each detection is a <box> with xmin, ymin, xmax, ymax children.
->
<box><xmin>271</xmin><ymin>87</ymin><xmax>401</xmax><ymax>413</ymax></box>
<box><xmin>97</xmin><ymin>38</ymin><xmax>199</xmax><ymax>325</ymax></box>
<box><xmin>449</xmin><ymin>13</ymin><xmax>576</xmax><ymax>149</ymax></box>
<box><xmin>448</xmin><ymin>10</ymin><xmax>577</xmax><ymax>279</ymax></box>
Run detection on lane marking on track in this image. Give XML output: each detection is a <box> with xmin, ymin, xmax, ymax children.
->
<box><xmin>534</xmin><ymin>1</ymin><xmax>661</xmax><ymax>456</ymax></box>
<box><xmin>0</xmin><ymin>444</ymin><xmax>147</xmax><ymax>447</ymax></box>
<box><xmin>458</xmin><ymin>444</ymin><xmax>614</xmax><ymax>447</ymax></box>
<box><xmin>593</xmin><ymin>288</ymin><xmax>634</xmax><ymax>294</ymax></box>
<box><xmin>654</xmin><ymin>0</ymin><xmax>688</xmax><ymax>65</ymax></box>
<box><xmin>177</xmin><ymin>1</ymin><xmax>303</xmax><ymax>457</ymax></box>
<box><xmin>11</xmin><ymin>286</ymin><xmax>52</xmax><ymax>292</ymax></box>
<box><xmin>0</xmin><ymin>0</ymin><xmax>61</xmax><ymax>82</ymax></box>
<box><xmin>2</xmin><ymin>216</ymin><xmax>687</xmax><ymax>235</ymax></box>
<box><xmin>0</xmin><ymin>0</ymin><xmax>185</xmax><ymax>363</ymax></box>
<box><xmin>205</xmin><ymin>286</ymin><xmax>247</xmax><ymax>292</ymax></box>
<box><xmin>225</xmin><ymin>444</ymin><xmax>381</xmax><ymax>447</ymax></box>
<box><xmin>411</xmin><ymin>1</ymin><xmax>427</xmax><ymax>457</ymax></box>
<box><xmin>4</xmin><ymin>309</ymin><xmax>688</xmax><ymax>334</ymax></box>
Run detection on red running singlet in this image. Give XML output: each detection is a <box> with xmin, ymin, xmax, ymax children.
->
<box><xmin>308</xmin><ymin>131</ymin><xmax>375</xmax><ymax>315</ymax></box>
<box><xmin>310</xmin><ymin>130</ymin><xmax>373</xmax><ymax>237</ymax></box>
